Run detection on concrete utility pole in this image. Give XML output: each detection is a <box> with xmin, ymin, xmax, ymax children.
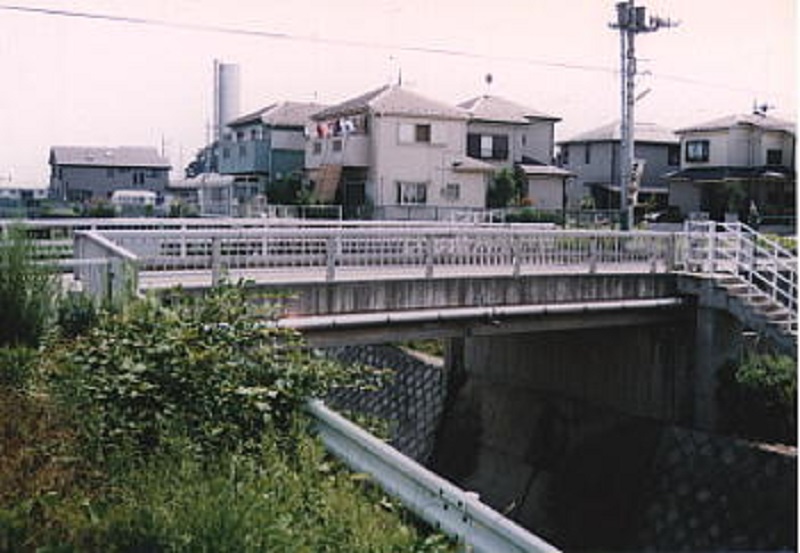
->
<box><xmin>610</xmin><ymin>1</ymin><xmax>676</xmax><ymax>230</ymax></box>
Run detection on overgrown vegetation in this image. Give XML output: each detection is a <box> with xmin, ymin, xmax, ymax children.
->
<box><xmin>718</xmin><ymin>349</ymin><xmax>797</xmax><ymax>444</ymax></box>
<box><xmin>0</xmin><ymin>225</ymin><xmax>58</xmax><ymax>347</ymax></box>
<box><xmin>0</xmin><ymin>230</ymin><xmax>453</xmax><ymax>552</ymax></box>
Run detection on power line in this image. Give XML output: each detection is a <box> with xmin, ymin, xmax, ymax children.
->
<box><xmin>0</xmin><ymin>3</ymin><xmax>772</xmax><ymax>95</ymax></box>
<box><xmin>0</xmin><ymin>3</ymin><xmax>615</xmax><ymax>74</ymax></box>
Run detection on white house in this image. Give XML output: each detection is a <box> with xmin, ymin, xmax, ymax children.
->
<box><xmin>306</xmin><ymin>85</ymin><xmax>494</xmax><ymax>220</ymax></box>
<box><xmin>666</xmin><ymin>112</ymin><xmax>795</xmax><ymax>222</ymax></box>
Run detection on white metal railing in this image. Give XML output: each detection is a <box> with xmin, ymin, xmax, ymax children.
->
<box><xmin>89</xmin><ymin>227</ymin><xmax>681</xmax><ymax>280</ymax></box>
<box><xmin>685</xmin><ymin>221</ymin><xmax>797</xmax><ymax>330</ymax></box>
<box><xmin>308</xmin><ymin>400</ymin><xmax>561</xmax><ymax>553</ymax></box>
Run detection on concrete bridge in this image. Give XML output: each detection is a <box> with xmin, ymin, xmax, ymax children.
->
<box><xmin>41</xmin><ymin>219</ymin><xmax>799</xmax><ymax>551</ymax></box>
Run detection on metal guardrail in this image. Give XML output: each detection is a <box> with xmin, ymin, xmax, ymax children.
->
<box><xmin>685</xmin><ymin>221</ymin><xmax>797</xmax><ymax>332</ymax></box>
<box><xmin>88</xmin><ymin>226</ymin><xmax>681</xmax><ymax>280</ymax></box>
<box><xmin>307</xmin><ymin>400</ymin><xmax>561</xmax><ymax>553</ymax></box>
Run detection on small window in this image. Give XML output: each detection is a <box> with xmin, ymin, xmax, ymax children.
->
<box><xmin>332</xmin><ymin>139</ymin><xmax>343</xmax><ymax>152</ymax></box>
<box><xmin>561</xmin><ymin>145</ymin><xmax>569</xmax><ymax>165</ymax></box>
<box><xmin>250</xmin><ymin>129</ymin><xmax>259</xmax><ymax>141</ymax></box>
<box><xmin>397</xmin><ymin>181</ymin><xmax>427</xmax><ymax>205</ymax></box>
<box><xmin>443</xmin><ymin>183</ymin><xmax>461</xmax><ymax>201</ymax></box>
<box><xmin>239</xmin><ymin>145</ymin><xmax>247</xmax><ymax>157</ymax></box>
<box><xmin>236</xmin><ymin>131</ymin><xmax>244</xmax><ymax>142</ymax></box>
<box><xmin>415</xmin><ymin>124</ymin><xmax>431</xmax><ymax>143</ymax></box>
<box><xmin>584</xmin><ymin>143</ymin><xmax>592</xmax><ymax>165</ymax></box>
<box><xmin>222</xmin><ymin>147</ymin><xmax>231</xmax><ymax>159</ymax></box>
<box><xmin>313</xmin><ymin>142</ymin><xmax>322</xmax><ymax>155</ymax></box>
<box><xmin>685</xmin><ymin>140</ymin><xmax>710</xmax><ymax>162</ymax></box>
<box><xmin>766</xmin><ymin>149</ymin><xmax>783</xmax><ymax>166</ymax></box>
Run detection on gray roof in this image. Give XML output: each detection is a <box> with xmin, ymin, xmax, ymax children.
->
<box><xmin>228</xmin><ymin>101</ymin><xmax>327</xmax><ymax>128</ymax></box>
<box><xmin>50</xmin><ymin>146</ymin><xmax>170</xmax><ymax>168</ymax></box>
<box><xmin>458</xmin><ymin>95</ymin><xmax>559</xmax><ymax>123</ymax></box>
<box><xmin>518</xmin><ymin>163</ymin><xmax>574</xmax><ymax>177</ymax></box>
<box><xmin>313</xmin><ymin>85</ymin><xmax>468</xmax><ymax>121</ymax></box>
<box><xmin>561</xmin><ymin>121</ymin><xmax>678</xmax><ymax>145</ymax></box>
<box><xmin>675</xmin><ymin>113</ymin><xmax>795</xmax><ymax>135</ymax></box>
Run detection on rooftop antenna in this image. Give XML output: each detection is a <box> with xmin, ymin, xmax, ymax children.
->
<box><xmin>484</xmin><ymin>73</ymin><xmax>493</xmax><ymax>96</ymax></box>
<box><xmin>752</xmin><ymin>100</ymin><xmax>774</xmax><ymax>116</ymax></box>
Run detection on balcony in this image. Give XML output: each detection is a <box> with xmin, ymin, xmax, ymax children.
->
<box><xmin>307</xmin><ymin>134</ymin><xmax>370</xmax><ymax>169</ymax></box>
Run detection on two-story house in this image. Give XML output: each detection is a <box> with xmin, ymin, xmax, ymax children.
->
<box><xmin>458</xmin><ymin>94</ymin><xmax>571</xmax><ymax>210</ymax></box>
<box><xmin>49</xmin><ymin>146</ymin><xmax>171</xmax><ymax>204</ymax></box>
<box><xmin>558</xmin><ymin>121</ymin><xmax>679</xmax><ymax>210</ymax></box>
<box><xmin>666</xmin><ymin>112</ymin><xmax>796</xmax><ymax>222</ymax></box>
<box><xmin>217</xmin><ymin>101</ymin><xmax>325</xmax><ymax>214</ymax></box>
<box><xmin>306</xmin><ymin>85</ymin><xmax>494</xmax><ymax>220</ymax></box>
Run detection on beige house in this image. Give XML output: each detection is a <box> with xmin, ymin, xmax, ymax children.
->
<box><xmin>306</xmin><ymin>85</ymin><xmax>494</xmax><ymax>220</ymax></box>
<box><xmin>667</xmin><ymin>112</ymin><xmax>795</xmax><ymax>222</ymax></box>
<box><xmin>458</xmin><ymin>95</ymin><xmax>571</xmax><ymax>210</ymax></box>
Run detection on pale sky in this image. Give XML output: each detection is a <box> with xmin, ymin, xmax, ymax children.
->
<box><xmin>0</xmin><ymin>0</ymin><xmax>796</xmax><ymax>186</ymax></box>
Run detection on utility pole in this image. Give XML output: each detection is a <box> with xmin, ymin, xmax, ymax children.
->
<box><xmin>610</xmin><ymin>1</ymin><xmax>676</xmax><ymax>230</ymax></box>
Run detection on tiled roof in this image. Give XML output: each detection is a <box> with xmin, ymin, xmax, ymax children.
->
<box><xmin>228</xmin><ymin>102</ymin><xmax>327</xmax><ymax>128</ymax></box>
<box><xmin>561</xmin><ymin>121</ymin><xmax>678</xmax><ymax>144</ymax></box>
<box><xmin>313</xmin><ymin>85</ymin><xmax>467</xmax><ymax>120</ymax></box>
<box><xmin>50</xmin><ymin>146</ymin><xmax>170</xmax><ymax>168</ymax></box>
<box><xmin>675</xmin><ymin>113</ymin><xmax>795</xmax><ymax>135</ymax></box>
<box><xmin>458</xmin><ymin>95</ymin><xmax>559</xmax><ymax>123</ymax></box>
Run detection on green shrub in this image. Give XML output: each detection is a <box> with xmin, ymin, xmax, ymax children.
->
<box><xmin>46</xmin><ymin>283</ymin><xmax>379</xmax><ymax>461</ymax></box>
<box><xmin>0</xmin><ymin>225</ymin><xmax>58</xmax><ymax>347</ymax></box>
<box><xmin>0</xmin><ymin>347</ymin><xmax>37</xmax><ymax>391</ymax></box>
<box><xmin>718</xmin><ymin>351</ymin><xmax>797</xmax><ymax>443</ymax></box>
<box><xmin>55</xmin><ymin>293</ymin><xmax>98</xmax><ymax>340</ymax></box>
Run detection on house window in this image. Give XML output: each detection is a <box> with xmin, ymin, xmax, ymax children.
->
<box><xmin>396</xmin><ymin>181</ymin><xmax>427</xmax><ymax>205</ymax></box>
<box><xmin>399</xmin><ymin>123</ymin><xmax>432</xmax><ymax>144</ymax></box>
<box><xmin>222</xmin><ymin>147</ymin><xmax>231</xmax><ymax>159</ymax></box>
<box><xmin>251</xmin><ymin>129</ymin><xmax>260</xmax><ymax>141</ymax></box>
<box><xmin>332</xmin><ymin>139</ymin><xmax>343</xmax><ymax>152</ymax></box>
<box><xmin>766</xmin><ymin>149</ymin><xmax>783</xmax><ymax>166</ymax></box>
<box><xmin>239</xmin><ymin>145</ymin><xmax>247</xmax><ymax>157</ymax></box>
<box><xmin>442</xmin><ymin>183</ymin><xmax>461</xmax><ymax>201</ymax></box>
<box><xmin>668</xmin><ymin>145</ymin><xmax>680</xmax><ymax>166</ymax></box>
<box><xmin>561</xmin><ymin>145</ymin><xmax>569</xmax><ymax>165</ymax></box>
<box><xmin>415</xmin><ymin>124</ymin><xmax>431</xmax><ymax>143</ymax></box>
<box><xmin>685</xmin><ymin>140</ymin><xmax>710</xmax><ymax>162</ymax></box>
<box><xmin>467</xmin><ymin>133</ymin><xmax>509</xmax><ymax>160</ymax></box>
<box><xmin>313</xmin><ymin>142</ymin><xmax>322</xmax><ymax>155</ymax></box>
<box><xmin>585</xmin><ymin>143</ymin><xmax>592</xmax><ymax>165</ymax></box>
<box><xmin>480</xmin><ymin>136</ymin><xmax>493</xmax><ymax>158</ymax></box>
<box><xmin>236</xmin><ymin>131</ymin><xmax>244</xmax><ymax>142</ymax></box>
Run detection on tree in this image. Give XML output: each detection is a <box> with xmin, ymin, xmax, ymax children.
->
<box><xmin>487</xmin><ymin>168</ymin><xmax>520</xmax><ymax>208</ymax></box>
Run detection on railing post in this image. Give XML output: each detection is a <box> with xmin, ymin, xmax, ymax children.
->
<box><xmin>706</xmin><ymin>224</ymin><xmax>716</xmax><ymax>273</ymax></box>
<box><xmin>512</xmin><ymin>235</ymin><xmax>520</xmax><ymax>278</ymax></box>
<box><xmin>326</xmin><ymin>235</ymin><xmax>337</xmax><ymax>282</ymax></box>
<box><xmin>425</xmin><ymin>235</ymin><xmax>434</xmax><ymax>279</ymax></box>
<box><xmin>211</xmin><ymin>236</ymin><xmax>222</xmax><ymax>286</ymax></box>
<box><xmin>589</xmin><ymin>236</ymin><xmax>597</xmax><ymax>274</ymax></box>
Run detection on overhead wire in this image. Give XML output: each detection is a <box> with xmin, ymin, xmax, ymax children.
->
<box><xmin>0</xmin><ymin>2</ymin><xmax>761</xmax><ymax>94</ymax></box>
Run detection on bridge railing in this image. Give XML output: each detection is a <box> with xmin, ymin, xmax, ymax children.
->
<box><xmin>685</xmin><ymin>221</ymin><xmax>797</xmax><ymax>326</ymax></box>
<box><xmin>87</xmin><ymin>227</ymin><xmax>683</xmax><ymax>280</ymax></box>
<box><xmin>73</xmin><ymin>231</ymin><xmax>140</xmax><ymax>303</ymax></box>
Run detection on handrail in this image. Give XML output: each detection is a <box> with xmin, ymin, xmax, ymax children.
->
<box><xmin>684</xmin><ymin>221</ymin><xmax>797</xmax><ymax>332</ymax></box>
<box><xmin>307</xmin><ymin>400</ymin><xmax>561</xmax><ymax>553</ymax></box>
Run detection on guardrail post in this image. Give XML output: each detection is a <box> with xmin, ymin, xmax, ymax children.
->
<box><xmin>589</xmin><ymin>237</ymin><xmax>597</xmax><ymax>274</ymax></box>
<box><xmin>326</xmin><ymin>236</ymin><xmax>337</xmax><ymax>281</ymax></box>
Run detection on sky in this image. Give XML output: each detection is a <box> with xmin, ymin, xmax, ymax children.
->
<box><xmin>0</xmin><ymin>0</ymin><xmax>796</xmax><ymax>187</ymax></box>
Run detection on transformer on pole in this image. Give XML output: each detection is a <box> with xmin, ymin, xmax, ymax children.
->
<box><xmin>610</xmin><ymin>1</ymin><xmax>677</xmax><ymax>230</ymax></box>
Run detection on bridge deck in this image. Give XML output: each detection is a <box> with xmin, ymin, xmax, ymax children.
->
<box><xmin>137</xmin><ymin>261</ymin><xmax>669</xmax><ymax>290</ymax></box>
